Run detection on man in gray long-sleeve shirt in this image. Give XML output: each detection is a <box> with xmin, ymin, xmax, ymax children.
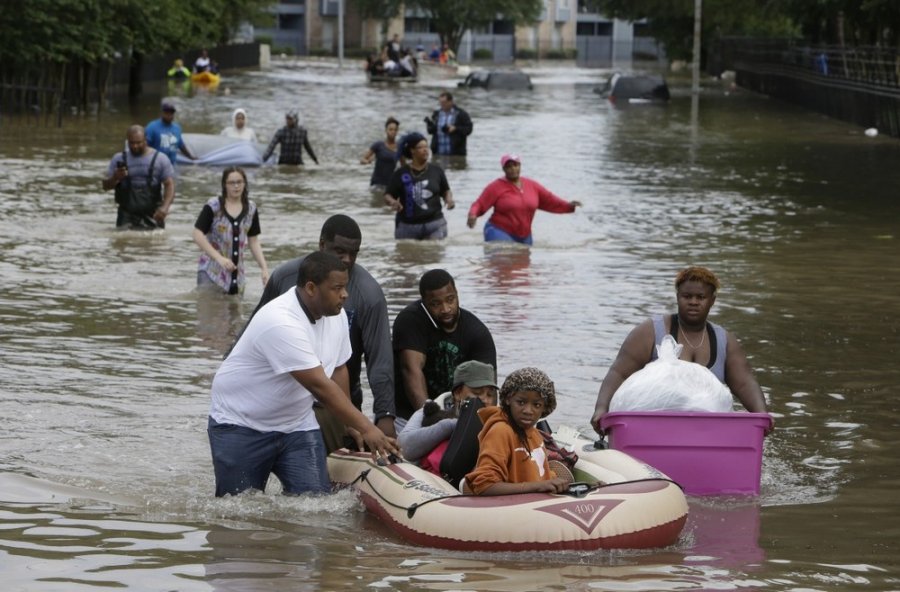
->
<box><xmin>245</xmin><ymin>215</ymin><xmax>396</xmax><ymax>451</ymax></box>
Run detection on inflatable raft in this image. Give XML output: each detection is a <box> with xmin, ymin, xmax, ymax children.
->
<box><xmin>191</xmin><ymin>71</ymin><xmax>221</xmax><ymax>85</ymax></box>
<box><xmin>328</xmin><ymin>427</ymin><xmax>688</xmax><ymax>551</ymax></box>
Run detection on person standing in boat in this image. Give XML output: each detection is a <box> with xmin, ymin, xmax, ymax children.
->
<box><xmin>220</xmin><ymin>108</ymin><xmax>258</xmax><ymax>143</ymax></box>
<box><xmin>360</xmin><ymin>117</ymin><xmax>399</xmax><ymax>193</ymax></box>
<box><xmin>102</xmin><ymin>125</ymin><xmax>175</xmax><ymax>230</ymax></box>
<box><xmin>392</xmin><ymin>269</ymin><xmax>496</xmax><ymax>429</ymax></box>
<box><xmin>192</xmin><ymin>166</ymin><xmax>269</xmax><ymax>295</ymax></box>
<box><xmin>464</xmin><ymin>367</ymin><xmax>570</xmax><ymax>495</ymax></box>
<box><xmin>383</xmin><ymin>132</ymin><xmax>454</xmax><ymax>240</ymax></box>
<box><xmin>590</xmin><ymin>266</ymin><xmax>770</xmax><ymax>435</ymax></box>
<box><xmin>467</xmin><ymin>154</ymin><xmax>582</xmax><ymax>245</ymax></box>
<box><xmin>425</xmin><ymin>92</ymin><xmax>472</xmax><ymax>156</ymax></box>
<box><xmin>262</xmin><ymin>110</ymin><xmax>319</xmax><ymax>166</ymax></box>
<box><xmin>207</xmin><ymin>251</ymin><xmax>399</xmax><ymax>497</ymax></box>
<box><xmin>145</xmin><ymin>101</ymin><xmax>197</xmax><ymax>168</ymax></box>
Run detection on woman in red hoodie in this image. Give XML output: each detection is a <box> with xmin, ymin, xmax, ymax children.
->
<box><xmin>466</xmin><ymin>154</ymin><xmax>582</xmax><ymax>245</ymax></box>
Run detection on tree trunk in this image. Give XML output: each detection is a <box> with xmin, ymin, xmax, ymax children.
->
<box><xmin>129</xmin><ymin>50</ymin><xmax>143</xmax><ymax>98</ymax></box>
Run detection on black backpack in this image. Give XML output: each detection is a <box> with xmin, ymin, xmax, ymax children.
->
<box><xmin>439</xmin><ymin>397</ymin><xmax>485</xmax><ymax>486</ymax></box>
<box><xmin>114</xmin><ymin>150</ymin><xmax>162</xmax><ymax>216</ymax></box>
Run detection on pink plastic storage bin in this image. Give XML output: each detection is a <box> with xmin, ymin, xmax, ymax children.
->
<box><xmin>600</xmin><ymin>411</ymin><xmax>773</xmax><ymax>495</ymax></box>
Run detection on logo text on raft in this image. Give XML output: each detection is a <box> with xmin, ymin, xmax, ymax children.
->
<box><xmin>403</xmin><ymin>480</ymin><xmax>448</xmax><ymax>498</ymax></box>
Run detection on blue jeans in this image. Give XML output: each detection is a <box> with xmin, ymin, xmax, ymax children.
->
<box><xmin>395</xmin><ymin>216</ymin><xmax>447</xmax><ymax>240</ymax></box>
<box><xmin>208</xmin><ymin>417</ymin><xmax>330</xmax><ymax>497</ymax></box>
<box><xmin>484</xmin><ymin>221</ymin><xmax>533</xmax><ymax>245</ymax></box>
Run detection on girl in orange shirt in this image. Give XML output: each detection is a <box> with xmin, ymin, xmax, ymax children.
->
<box><xmin>465</xmin><ymin>368</ymin><xmax>570</xmax><ymax>495</ymax></box>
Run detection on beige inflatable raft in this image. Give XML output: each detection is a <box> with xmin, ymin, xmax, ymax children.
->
<box><xmin>328</xmin><ymin>427</ymin><xmax>688</xmax><ymax>551</ymax></box>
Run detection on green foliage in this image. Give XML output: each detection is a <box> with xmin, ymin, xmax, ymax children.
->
<box><xmin>0</xmin><ymin>0</ymin><xmax>270</xmax><ymax>71</ymax></box>
<box><xmin>581</xmin><ymin>0</ymin><xmax>900</xmax><ymax>59</ymax></box>
<box><xmin>544</xmin><ymin>48</ymin><xmax>576</xmax><ymax>59</ymax></box>
<box><xmin>516</xmin><ymin>48</ymin><xmax>538</xmax><ymax>60</ymax></box>
<box><xmin>473</xmin><ymin>48</ymin><xmax>494</xmax><ymax>59</ymax></box>
<box><xmin>273</xmin><ymin>46</ymin><xmax>295</xmax><ymax>56</ymax></box>
<box><xmin>404</xmin><ymin>0</ymin><xmax>543</xmax><ymax>54</ymax></box>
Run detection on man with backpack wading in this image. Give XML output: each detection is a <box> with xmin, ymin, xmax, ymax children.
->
<box><xmin>102</xmin><ymin>125</ymin><xmax>175</xmax><ymax>230</ymax></box>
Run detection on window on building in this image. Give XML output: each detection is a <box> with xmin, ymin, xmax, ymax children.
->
<box><xmin>405</xmin><ymin>18</ymin><xmax>429</xmax><ymax>33</ymax></box>
<box><xmin>493</xmin><ymin>20</ymin><xmax>515</xmax><ymax>35</ymax></box>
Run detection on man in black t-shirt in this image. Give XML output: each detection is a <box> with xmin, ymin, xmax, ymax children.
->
<box><xmin>392</xmin><ymin>269</ymin><xmax>496</xmax><ymax>425</ymax></box>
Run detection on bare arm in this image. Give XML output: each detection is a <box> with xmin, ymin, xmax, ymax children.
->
<box><xmin>479</xmin><ymin>478</ymin><xmax>569</xmax><ymax>496</ymax></box>
<box><xmin>590</xmin><ymin>320</ymin><xmax>655</xmax><ymax>434</ymax></box>
<box><xmin>247</xmin><ymin>235</ymin><xmax>269</xmax><ymax>286</ymax></box>
<box><xmin>102</xmin><ymin>166</ymin><xmax>128</xmax><ymax>191</ymax></box>
<box><xmin>442</xmin><ymin>189</ymin><xmax>455</xmax><ymax>210</ymax></box>
<box><xmin>291</xmin><ymin>364</ymin><xmax>398</xmax><ymax>458</ymax></box>
<box><xmin>723</xmin><ymin>332</ymin><xmax>767</xmax><ymax>413</ymax></box>
<box><xmin>154</xmin><ymin>177</ymin><xmax>176</xmax><ymax>223</ymax></box>
<box><xmin>398</xmin><ymin>349</ymin><xmax>429</xmax><ymax>411</ymax></box>
<box><xmin>360</xmin><ymin>148</ymin><xmax>375</xmax><ymax>165</ymax></box>
<box><xmin>384</xmin><ymin>191</ymin><xmax>403</xmax><ymax>212</ymax></box>
<box><xmin>180</xmin><ymin>142</ymin><xmax>197</xmax><ymax>160</ymax></box>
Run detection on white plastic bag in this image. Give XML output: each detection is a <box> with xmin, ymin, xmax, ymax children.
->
<box><xmin>609</xmin><ymin>335</ymin><xmax>734</xmax><ymax>413</ymax></box>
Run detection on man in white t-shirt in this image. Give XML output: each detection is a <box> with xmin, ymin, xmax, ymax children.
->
<box><xmin>208</xmin><ymin>251</ymin><xmax>398</xmax><ymax>496</ymax></box>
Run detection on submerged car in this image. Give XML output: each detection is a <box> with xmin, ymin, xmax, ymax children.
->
<box><xmin>595</xmin><ymin>73</ymin><xmax>670</xmax><ymax>103</ymax></box>
<box><xmin>458</xmin><ymin>69</ymin><xmax>533</xmax><ymax>90</ymax></box>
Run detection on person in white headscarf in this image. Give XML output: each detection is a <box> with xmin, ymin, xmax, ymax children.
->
<box><xmin>221</xmin><ymin>108</ymin><xmax>258</xmax><ymax>142</ymax></box>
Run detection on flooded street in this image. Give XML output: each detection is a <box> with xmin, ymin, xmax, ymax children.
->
<box><xmin>1</xmin><ymin>60</ymin><xmax>899</xmax><ymax>590</ymax></box>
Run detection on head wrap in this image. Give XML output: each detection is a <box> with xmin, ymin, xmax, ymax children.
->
<box><xmin>500</xmin><ymin>367</ymin><xmax>557</xmax><ymax>417</ymax></box>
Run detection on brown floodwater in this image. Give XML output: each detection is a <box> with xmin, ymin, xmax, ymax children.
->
<box><xmin>1</xmin><ymin>60</ymin><xmax>899</xmax><ymax>590</ymax></box>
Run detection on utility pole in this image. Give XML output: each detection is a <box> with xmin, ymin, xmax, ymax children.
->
<box><xmin>338</xmin><ymin>0</ymin><xmax>345</xmax><ymax>67</ymax></box>
<box><xmin>692</xmin><ymin>0</ymin><xmax>702</xmax><ymax>95</ymax></box>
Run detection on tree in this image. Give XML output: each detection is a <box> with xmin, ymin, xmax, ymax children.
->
<box><xmin>353</xmin><ymin>0</ymin><xmax>404</xmax><ymax>40</ymax></box>
<box><xmin>0</xmin><ymin>0</ymin><xmax>271</xmax><ymax>110</ymax></box>
<box><xmin>405</xmin><ymin>0</ymin><xmax>543</xmax><ymax>54</ymax></box>
<box><xmin>582</xmin><ymin>0</ymin><xmax>900</xmax><ymax>60</ymax></box>
<box><xmin>582</xmin><ymin>0</ymin><xmax>800</xmax><ymax>61</ymax></box>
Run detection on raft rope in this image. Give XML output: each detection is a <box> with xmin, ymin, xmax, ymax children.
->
<box><xmin>347</xmin><ymin>469</ymin><xmax>682</xmax><ymax>519</ymax></box>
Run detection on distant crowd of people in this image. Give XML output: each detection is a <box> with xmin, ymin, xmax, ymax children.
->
<box><xmin>363</xmin><ymin>34</ymin><xmax>459</xmax><ymax>78</ymax></box>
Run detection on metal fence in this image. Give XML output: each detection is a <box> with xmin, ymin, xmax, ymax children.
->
<box><xmin>717</xmin><ymin>38</ymin><xmax>900</xmax><ymax>137</ymax></box>
<box><xmin>723</xmin><ymin>39</ymin><xmax>900</xmax><ymax>88</ymax></box>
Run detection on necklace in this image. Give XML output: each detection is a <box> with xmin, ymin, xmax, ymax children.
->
<box><xmin>679</xmin><ymin>325</ymin><xmax>706</xmax><ymax>349</ymax></box>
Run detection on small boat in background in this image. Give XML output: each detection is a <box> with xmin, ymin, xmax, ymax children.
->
<box><xmin>418</xmin><ymin>61</ymin><xmax>470</xmax><ymax>80</ymax></box>
<box><xmin>595</xmin><ymin>73</ymin><xmax>670</xmax><ymax>104</ymax></box>
<box><xmin>191</xmin><ymin>71</ymin><xmax>221</xmax><ymax>85</ymax></box>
